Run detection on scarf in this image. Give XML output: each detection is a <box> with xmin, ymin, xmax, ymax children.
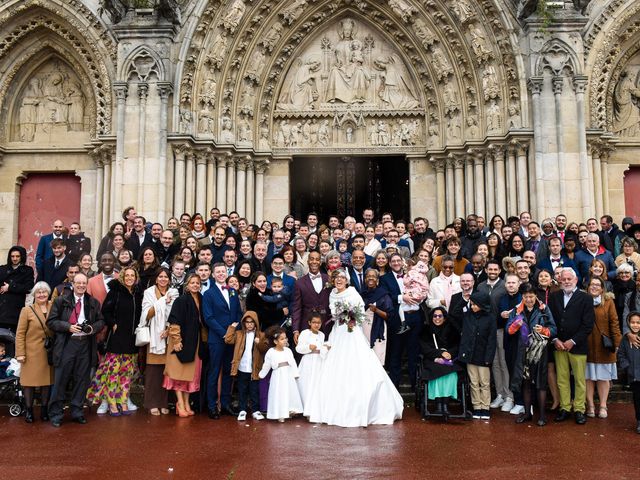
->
<box><xmin>144</xmin><ymin>287</ymin><xmax>178</xmax><ymax>355</ymax></box>
<box><xmin>437</xmin><ymin>272</ymin><xmax>455</xmax><ymax>308</ymax></box>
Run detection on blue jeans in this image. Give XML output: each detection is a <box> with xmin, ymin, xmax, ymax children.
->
<box><xmin>207</xmin><ymin>342</ymin><xmax>234</xmax><ymax>411</ymax></box>
<box><xmin>236</xmin><ymin>371</ymin><xmax>259</xmax><ymax>412</ymax></box>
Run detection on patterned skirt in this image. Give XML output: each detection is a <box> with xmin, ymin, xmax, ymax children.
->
<box><xmin>87</xmin><ymin>353</ymin><xmax>138</xmax><ymax>405</ymax></box>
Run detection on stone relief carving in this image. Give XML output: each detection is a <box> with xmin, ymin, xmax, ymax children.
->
<box><xmin>486</xmin><ymin>99</ymin><xmax>502</xmax><ymax>134</ymax></box>
<box><xmin>430</xmin><ymin>47</ymin><xmax>453</xmax><ymax>81</ymax></box>
<box><xmin>245</xmin><ymin>50</ymin><xmax>267</xmax><ymax>84</ymax></box>
<box><xmin>280</xmin><ymin>0</ymin><xmax>307</xmax><ymax>26</ymax></box>
<box><xmin>220</xmin><ymin>116</ymin><xmax>235</xmax><ymax>143</ymax></box>
<box><xmin>221</xmin><ymin>0</ymin><xmax>246</xmax><ymax>35</ymax></box>
<box><xmin>258</xmin><ymin>126</ymin><xmax>270</xmax><ymax>150</ymax></box>
<box><xmin>238</xmin><ymin>84</ymin><xmax>256</xmax><ymax>116</ymax></box>
<box><xmin>198</xmin><ymin>69</ymin><xmax>218</xmax><ymax>107</ymax></box>
<box><xmin>466</xmin><ymin>115</ymin><xmax>480</xmax><ymax>138</ymax></box>
<box><xmin>412</xmin><ymin>18</ymin><xmax>437</xmax><ymax>49</ymax></box>
<box><xmin>237</xmin><ymin>117</ymin><xmax>252</xmax><ymax>144</ymax></box>
<box><xmin>275</xmin><ymin>18</ymin><xmax>422</xmax><ymax>112</ymax></box>
<box><xmin>206</xmin><ymin>32</ymin><xmax>229</xmax><ymax>70</ymax></box>
<box><xmin>198</xmin><ymin>107</ymin><xmax>215</xmax><ymax>134</ymax></box>
<box><xmin>179</xmin><ymin>109</ymin><xmax>193</xmax><ymax>134</ymax></box>
<box><xmin>507</xmin><ymin>102</ymin><xmax>522</xmax><ymax>129</ymax></box>
<box><xmin>482</xmin><ymin>66</ymin><xmax>500</xmax><ymax>101</ymax></box>
<box><xmin>450</xmin><ymin>0</ymin><xmax>476</xmax><ymax>24</ymax></box>
<box><xmin>442</xmin><ymin>80</ymin><xmax>459</xmax><ymax>115</ymax></box>
<box><xmin>15</xmin><ymin>62</ymin><xmax>87</xmax><ymax>142</ymax></box>
<box><xmin>446</xmin><ymin>113</ymin><xmax>461</xmax><ymax>141</ymax></box>
<box><xmin>468</xmin><ymin>24</ymin><xmax>493</xmax><ymax>65</ymax></box>
<box><xmin>613</xmin><ymin>69</ymin><xmax>640</xmax><ymax>137</ymax></box>
<box><xmin>388</xmin><ymin>0</ymin><xmax>416</xmax><ymax>23</ymax></box>
<box><xmin>261</xmin><ymin>22</ymin><xmax>284</xmax><ymax>53</ymax></box>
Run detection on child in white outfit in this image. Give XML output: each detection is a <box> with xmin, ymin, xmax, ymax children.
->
<box><xmin>296</xmin><ymin>313</ymin><xmax>329</xmax><ymax>413</ymax></box>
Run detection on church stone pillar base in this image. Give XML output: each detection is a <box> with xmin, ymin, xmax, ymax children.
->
<box><xmin>263</xmin><ymin>157</ymin><xmax>287</xmax><ymax>224</ymax></box>
<box><xmin>408</xmin><ymin>156</ymin><xmax>436</xmax><ymax>224</ymax></box>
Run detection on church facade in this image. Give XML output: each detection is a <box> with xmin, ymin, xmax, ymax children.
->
<box><xmin>0</xmin><ymin>0</ymin><xmax>639</xmax><ymax>254</ymax></box>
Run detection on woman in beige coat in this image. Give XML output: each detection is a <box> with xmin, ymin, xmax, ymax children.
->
<box><xmin>15</xmin><ymin>281</ymin><xmax>54</xmax><ymax>423</ymax></box>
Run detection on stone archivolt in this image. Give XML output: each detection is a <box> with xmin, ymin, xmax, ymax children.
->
<box><xmin>179</xmin><ymin>0</ymin><xmax>522</xmax><ymax>152</ymax></box>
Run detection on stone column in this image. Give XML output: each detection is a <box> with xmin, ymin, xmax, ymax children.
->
<box><xmin>93</xmin><ymin>157</ymin><xmax>104</xmax><ymax>242</ymax></box>
<box><xmin>216</xmin><ymin>156</ymin><xmax>227</xmax><ymax>212</ymax></box>
<box><xmin>528</xmin><ymin>77</ymin><xmax>544</xmax><ymax>218</ymax></box>
<box><xmin>245</xmin><ymin>158</ymin><xmax>255</xmax><ymax>222</ymax></box>
<box><xmin>255</xmin><ymin>161</ymin><xmax>268</xmax><ymax>224</ymax></box>
<box><xmin>506</xmin><ymin>144</ymin><xmax>517</xmax><ymax>216</ymax></box>
<box><xmin>102</xmin><ymin>156</ymin><xmax>112</xmax><ymax>232</ymax></box>
<box><xmin>552</xmin><ymin>76</ymin><xmax>567</xmax><ymax>211</ymax></box>
<box><xmin>136</xmin><ymin>83</ymin><xmax>148</xmax><ymax>210</ymax></box>
<box><xmin>445</xmin><ymin>156</ymin><xmax>455</xmax><ymax>221</ymax></box>
<box><xmin>185</xmin><ymin>151</ymin><xmax>195</xmax><ymax>214</ymax></box>
<box><xmin>206</xmin><ymin>153</ymin><xmax>216</xmax><ymax>213</ymax></box>
<box><xmin>235</xmin><ymin>157</ymin><xmax>247</xmax><ymax>217</ymax></box>
<box><xmin>157</xmin><ymin>83</ymin><xmax>172</xmax><ymax>220</ymax></box>
<box><xmin>485</xmin><ymin>149</ymin><xmax>496</xmax><ymax>218</ymax></box>
<box><xmin>454</xmin><ymin>156</ymin><xmax>465</xmax><ymax>218</ymax></box>
<box><xmin>173</xmin><ymin>146</ymin><xmax>186</xmax><ymax>216</ymax></box>
<box><xmin>226</xmin><ymin>158</ymin><xmax>236</xmax><ymax>212</ymax></box>
<box><xmin>113</xmin><ymin>82</ymin><xmax>128</xmax><ymax>222</ymax></box>
<box><xmin>574</xmin><ymin>75</ymin><xmax>592</xmax><ymax>218</ymax></box>
<box><xmin>431</xmin><ymin>158</ymin><xmax>446</xmax><ymax>228</ymax></box>
<box><xmin>465</xmin><ymin>155</ymin><xmax>474</xmax><ymax>215</ymax></box>
<box><xmin>493</xmin><ymin>146</ymin><xmax>506</xmax><ymax>219</ymax></box>
<box><xmin>195</xmin><ymin>152</ymin><xmax>207</xmax><ymax>215</ymax></box>
<box><xmin>601</xmin><ymin>150</ymin><xmax>610</xmax><ymax>214</ymax></box>
<box><xmin>473</xmin><ymin>152</ymin><xmax>485</xmax><ymax>218</ymax></box>
<box><xmin>590</xmin><ymin>143</ymin><xmax>603</xmax><ymax>218</ymax></box>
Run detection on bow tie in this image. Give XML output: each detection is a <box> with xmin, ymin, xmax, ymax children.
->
<box><xmin>309</xmin><ymin>273</ymin><xmax>322</xmax><ymax>280</ymax></box>
<box><xmin>551</xmin><ymin>258</ymin><xmax>562</xmax><ymax>262</ymax></box>
<box><xmin>221</xmin><ymin>285</ymin><xmax>229</xmax><ymax>290</ymax></box>
<box><xmin>396</xmin><ymin>273</ymin><xmax>404</xmax><ymax>279</ymax></box>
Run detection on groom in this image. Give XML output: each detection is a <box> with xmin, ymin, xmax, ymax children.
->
<box><xmin>203</xmin><ymin>263</ymin><xmax>242</xmax><ymax>419</ymax></box>
<box><xmin>292</xmin><ymin>251</ymin><xmax>331</xmax><ymax>344</ymax></box>
<box><xmin>379</xmin><ymin>253</ymin><xmax>424</xmax><ymax>389</ymax></box>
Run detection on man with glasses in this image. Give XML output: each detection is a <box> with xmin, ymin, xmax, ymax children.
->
<box><xmin>427</xmin><ymin>256</ymin><xmax>461</xmax><ymax>310</ymax></box>
<box><xmin>267</xmin><ymin>229</ymin><xmax>287</xmax><ymax>262</ymax></box>
<box><xmin>267</xmin><ymin>254</ymin><xmax>295</xmax><ymax>293</ymax></box>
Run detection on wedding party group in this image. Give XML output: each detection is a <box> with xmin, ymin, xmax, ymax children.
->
<box><xmin>1</xmin><ymin>207</ymin><xmax>640</xmax><ymax>433</ymax></box>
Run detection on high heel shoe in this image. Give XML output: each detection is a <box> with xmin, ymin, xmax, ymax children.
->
<box><xmin>108</xmin><ymin>405</ymin><xmax>121</xmax><ymax>417</ymax></box>
<box><xmin>25</xmin><ymin>407</ymin><xmax>34</xmax><ymax>423</ymax></box>
<box><xmin>176</xmin><ymin>404</ymin><xmax>190</xmax><ymax>418</ymax></box>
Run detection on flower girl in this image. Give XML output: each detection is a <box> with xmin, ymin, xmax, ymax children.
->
<box><xmin>258</xmin><ymin>327</ymin><xmax>303</xmax><ymax>422</ymax></box>
<box><xmin>296</xmin><ymin>312</ymin><xmax>329</xmax><ymax>411</ymax></box>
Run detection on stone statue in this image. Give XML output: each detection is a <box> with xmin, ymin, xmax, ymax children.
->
<box><xmin>467</xmin><ymin>115</ymin><xmax>480</xmax><ymax>138</ymax></box>
<box><xmin>198</xmin><ymin>107</ymin><xmax>215</xmax><ymax>134</ymax></box>
<box><xmin>442</xmin><ymin>80</ymin><xmax>459</xmax><ymax>115</ymax></box>
<box><xmin>345</xmin><ymin>126</ymin><xmax>354</xmax><ymax>143</ymax></box>
<box><xmin>198</xmin><ymin>71</ymin><xmax>217</xmax><ymax>106</ymax></box>
<box><xmin>428</xmin><ymin>124</ymin><xmax>439</xmax><ymax>148</ymax></box>
<box><xmin>430</xmin><ymin>47</ymin><xmax>453</xmax><ymax>80</ymax></box>
<box><xmin>325</xmin><ymin>19</ymin><xmax>372</xmax><ymax>104</ymax></box>
<box><xmin>207</xmin><ymin>33</ymin><xmax>228</xmax><ymax>69</ymax></box>
<box><xmin>507</xmin><ymin>103</ymin><xmax>522</xmax><ymax>129</ymax></box>
<box><xmin>486</xmin><ymin>100</ymin><xmax>502</xmax><ymax>134</ymax></box>
<box><xmin>301</xmin><ymin>120</ymin><xmax>312</xmax><ymax>146</ymax></box>
<box><xmin>238</xmin><ymin>118</ymin><xmax>252</xmax><ymax>143</ymax></box>
<box><xmin>258</xmin><ymin>127</ymin><xmax>270</xmax><ymax>149</ymax></box>
<box><xmin>468</xmin><ymin>24</ymin><xmax>493</xmax><ymax>65</ymax></box>
<box><xmin>317</xmin><ymin>120</ymin><xmax>330</xmax><ymax>146</ymax></box>
<box><xmin>482</xmin><ymin>66</ymin><xmax>500</xmax><ymax>101</ymax></box>
<box><xmin>18</xmin><ymin>78</ymin><xmax>41</xmax><ymax>142</ymax></box>
<box><xmin>276</xmin><ymin>120</ymin><xmax>291</xmax><ymax>147</ymax></box>
<box><xmin>245</xmin><ymin>50</ymin><xmax>267</xmax><ymax>84</ymax></box>
<box><xmin>290</xmin><ymin>122</ymin><xmax>301</xmax><ymax>146</ymax></box>
<box><xmin>239</xmin><ymin>84</ymin><xmax>256</xmax><ymax>116</ymax></box>
<box><xmin>377</xmin><ymin>120</ymin><xmax>390</xmax><ymax>146</ymax></box>
<box><xmin>368</xmin><ymin>120</ymin><xmax>378</xmax><ymax>145</ymax></box>
<box><xmin>219</xmin><ymin>116</ymin><xmax>235</xmax><ymax>143</ymax></box>
<box><xmin>450</xmin><ymin>0</ymin><xmax>476</xmax><ymax>23</ymax></box>
<box><xmin>613</xmin><ymin>70</ymin><xmax>640</xmax><ymax>137</ymax></box>
<box><xmin>42</xmin><ymin>72</ymin><xmax>71</xmax><ymax>129</ymax></box>
<box><xmin>277</xmin><ymin>57</ymin><xmax>321</xmax><ymax>111</ymax></box>
<box><xmin>221</xmin><ymin>0</ymin><xmax>246</xmax><ymax>34</ymax></box>
<box><xmin>280</xmin><ymin>0</ymin><xmax>307</xmax><ymax>25</ymax></box>
<box><xmin>413</xmin><ymin>18</ymin><xmax>437</xmax><ymax>49</ymax></box>
<box><xmin>373</xmin><ymin>55</ymin><xmax>420</xmax><ymax>109</ymax></box>
<box><xmin>447</xmin><ymin>113</ymin><xmax>461</xmax><ymax>140</ymax></box>
<box><xmin>179</xmin><ymin>109</ymin><xmax>193</xmax><ymax>134</ymax></box>
<box><xmin>64</xmin><ymin>80</ymin><xmax>85</xmax><ymax>131</ymax></box>
<box><xmin>388</xmin><ymin>0</ymin><xmax>416</xmax><ymax>23</ymax></box>
<box><xmin>261</xmin><ymin>22</ymin><xmax>284</xmax><ymax>53</ymax></box>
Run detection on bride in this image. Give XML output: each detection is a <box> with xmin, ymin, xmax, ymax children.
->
<box><xmin>305</xmin><ymin>269</ymin><xmax>404</xmax><ymax>427</ymax></box>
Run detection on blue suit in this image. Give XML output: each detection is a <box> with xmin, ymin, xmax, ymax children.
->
<box><xmin>202</xmin><ymin>284</ymin><xmax>242</xmax><ymax>411</ymax></box>
<box><xmin>379</xmin><ymin>271</ymin><xmax>423</xmax><ymax>388</ymax></box>
<box><xmin>349</xmin><ymin>267</ymin><xmax>366</xmax><ymax>294</ymax></box>
<box><xmin>574</xmin><ymin>248</ymin><xmax>617</xmax><ymax>282</ymax></box>
<box><xmin>36</xmin><ymin>233</ymin><xmax>65</xmax><ymax>276</ymax></box>
<box><xmin>536</xmin><ymin>255</ymin><xmax>579</xmax><ymax>280</ymax></box>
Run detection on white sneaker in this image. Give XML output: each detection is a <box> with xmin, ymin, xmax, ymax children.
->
<box><xmin>501</xmin><ymin>398</ymin><xmax>515</xmax><ymax>412</ymax></box>
<box><xmin>252</xmin><ymin>411</ymin><xmax>264</xmax><ymax>421</ymax></box>
<box><xmin>509</xmin><ymin>404</ymin><xmax>525</xmax><ymax>415</ymax></box>
<box><xmin>237</xmin><ymin>410</ymin><xmax>247</xmax><ymax>421</ymax></box>
<box><xmin>96</xmin><ymin>400</ymin><xmax>108</xmax><ymax>415</ymax></box>
<box><xmin>490</xmin><ymin>395</ymin><xmax>504</xmax><ymax>409</ymax></box>
<box><xmin>127</xmin><ymin>398</ymin><xmax>138</xmax><ymax>411</ymax></box>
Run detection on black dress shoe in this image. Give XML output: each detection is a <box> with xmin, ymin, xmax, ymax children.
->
<box><xmin>40</xmin><ymin>406</ymin><xmax>49</xmax><ymax>422</ymax></box>
<box><xmin>73</xmin><ymin>416</ymin><xmax>88</xmax><ymax>425</ymax></box>
<box><xmin>554</xmin><ymin>409</ymin><xmax>570</xmax><ymax>422</ymax></box>
<box><xmin>575</xmin><ymin>412</ymin><xmax>587</xmax><ymax>425</ymax></box>
<box><xmin>25</xmin><ymin>408</ymin><xmax>34</xmax><ymax>423</ymax></box>
<box><xmin>208</xmin><ymin>409</ymin><xmax>220</xmax><ymax>420</ymax></box>
<box><xmin>51</xmin><ymin>419</ymin><xmax>62</xmax><ymax>428</ymax></box>
<box><xmin>537</xmin><ymin>418</ymin><xmax>547</xmax><ymax>427</ymax></box>
<box><xmin>221</xmin><ymin>406</ymin><xmax>238</xmax><ymax>416</ymax></box>
<box><xmin>636</xmin><ymin>421</ymin><xmax>640</xmax><ymax>434</ymax></box>
<box><xmin>516</xmin><ymin>414</ymin><xmax>533</xmax><ymax>424</ymax></box>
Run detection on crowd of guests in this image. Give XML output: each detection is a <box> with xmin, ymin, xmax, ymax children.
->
<box><xmin>1</xmin><ymin>207</ymin><xmax>640</xmax><ymax>433</ymax></box>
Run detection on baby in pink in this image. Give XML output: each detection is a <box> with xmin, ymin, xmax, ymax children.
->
<box><xmin>399</xmin><ymin>261</ymin><xmax>430</xmax><ymax>329</ymax></box>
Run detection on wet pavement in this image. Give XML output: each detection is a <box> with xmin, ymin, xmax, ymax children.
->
<box><xmin>2</xmin><ymin>404</ymin><xmax>639</xmax><ymax>480</ymax></box>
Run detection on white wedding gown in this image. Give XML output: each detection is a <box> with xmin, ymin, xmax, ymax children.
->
<box><xmin>305</xmin><ymin>286</ymin><xmax>404</xmax><ymax>427</ymax></box>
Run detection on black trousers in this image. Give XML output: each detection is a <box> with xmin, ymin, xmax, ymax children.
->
<box><xmin>49</xmin><ymin>337</ymin><xmax>91</xmax><ymax>421</ymax></box>
<box><xmin>387</xmin><ymin>311</ymin><xmax>423</xmax><ymax>388</ymax></box>
<box><xmin>236</xmin><ymin>371</ymin><xmax>259</xmax><ymax>412</ymax></box>
<box><xmin>631</xmin><ymin>381</ymin><xmax>640</xmax><ymax>421</ymax></box>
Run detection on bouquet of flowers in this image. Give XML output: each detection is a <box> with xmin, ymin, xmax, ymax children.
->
<box><xmin>332</xmin><ymin>300</ymin><xmax>366</xmax><ymax>333</ymax></box>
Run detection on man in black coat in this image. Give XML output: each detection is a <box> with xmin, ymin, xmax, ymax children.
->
<box><xmin>548</xmin><ymin>268</ymin><xmax>595</xmax><ymax>425</ymax></box>
<box><xmin>0</xmin><ymin>246</ymin><xmax>35</xmax><ymax>347</ymax></box>
<box><xmin>125</xmin><ymin>216</ymin><xmax>153</xmax><ymax>261</ymax></box>
<box><xmin>460</xmin><ymin>218</ymin><xmax>485</xmax><ymax>260</ymax></box>
<box><xmin>46</xmin><ymin>273</ymin><xmax>104</xmax><ymax>427</ymax></box>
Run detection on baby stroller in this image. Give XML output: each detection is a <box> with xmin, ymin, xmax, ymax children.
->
<box><xmin>415</xmin><ymin>354</ymin><xmax>472</xmax><ymax>421</ymax></box>
<box><xmin>0</xmin><ymin>328</ymin><xmax>25</xmax><ymax>417</ymax></box>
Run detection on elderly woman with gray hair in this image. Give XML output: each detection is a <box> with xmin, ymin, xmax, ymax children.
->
<box><xmin>15</xmin><ymin>281</ymin><xmax>54</xmax><ymax>423</ymax></box>
<box><xmin>323</xmin><ymin>250</ymin><xmax>343</xmax><ymax>273</ymax></box>
<box><xmin>360</xmin><ymin>268</ymin><xmax>394</xmax><ymax>364</ymax></box>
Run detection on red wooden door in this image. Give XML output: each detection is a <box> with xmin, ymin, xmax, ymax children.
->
<box><xmin>18</xmin><ymin>173</ymin><xmax>81</xmax><ymax>269</ymax></box>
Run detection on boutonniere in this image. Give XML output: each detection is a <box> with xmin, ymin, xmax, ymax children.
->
<box><xmin>324</xmin><ymin>281</ymin><xmax>332</xmax><ymax>290</ymax></box>
<box><xmin>229</xmin><ymin>290</ymin><xmax>236</xmax><ymax>297</ymax></box>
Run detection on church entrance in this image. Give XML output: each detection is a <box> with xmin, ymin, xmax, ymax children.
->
<box><xmin>290</xmin><ymin>156</ymin><xmax>409</xmax><ymax>222</ymax></box>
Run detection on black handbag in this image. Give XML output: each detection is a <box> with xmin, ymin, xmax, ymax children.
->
<box><xmin>594</xmin><ymin>320</ymin><xmax>616</xmax><ymax>353</ymax></box>
<box><xmin>31</xmin><ymin>306</ymin><xmax>54</xmax><ymax>366</ymax></box>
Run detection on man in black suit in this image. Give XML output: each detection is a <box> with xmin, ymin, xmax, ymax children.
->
<box><xmin>379</xmin><ymin>253</ymin><xmax>423</xmax><ymax>389</ymax></box>
<box><xmin>125</xmin><ymin>216</ymin><xmax>152</xmax><ymax>260</ymax></box>
<box><xmin>155</xmin><ymin>229</ymin><xmax>178</xmax><ymax>267</ymax></box>
<box><xmin>548</xmin><ymin>268</ymin><xmax>595</xmax><ymax>425</ymax></box>
<box><xmin>349</xmin><ymin>249</ymin><xmax>367</xmax><ymax>294</ymax></box>
<box><xmin>38</xmin><ymin>239</ymin><xmax>71</xmax><ymax>291</ymax></box>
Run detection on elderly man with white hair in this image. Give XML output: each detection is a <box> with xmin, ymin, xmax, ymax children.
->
<box><xmin>574</xmin><ymin>232</ymin><xmax>617</xmax><ymax>282</ymax></box>
<box><xmin>547</xmin><ymin>268</ymin><xmax>595</xmax><ymax>425</ymax></box>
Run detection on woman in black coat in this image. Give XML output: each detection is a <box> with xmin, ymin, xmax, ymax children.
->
<box><xmin>0</xmin><ymin>246</ymin><xmax>35</xmax><ymax>336</ymax></box>
<box><xmin>87</xmin><ymin>267</ymin><xmax>141</xmax><ymax>416</ymax></box>
<box><xmin>245</xmin><ymin>272</ymin><xmax>284</xmax><ymax>331</ymax></box>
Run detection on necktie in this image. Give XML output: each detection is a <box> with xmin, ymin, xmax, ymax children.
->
<box><xmin>227</xmin><ymin>267</ymin><xmax>232</xmax><ymax>276</ymax></box>
<box><xmin>55</xmin><ymin>260</ymin><xmax>60</xmax><ymax>269</ymax></box>
<box><xmin>358</xmin><ymin>272</ymin><xmax>363</xmax><ymax>287</ymax></box>
<box><xmin>69</xmin><ymin>299</ymin><xmax>82</xmax><ymax>325</ymax></box>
